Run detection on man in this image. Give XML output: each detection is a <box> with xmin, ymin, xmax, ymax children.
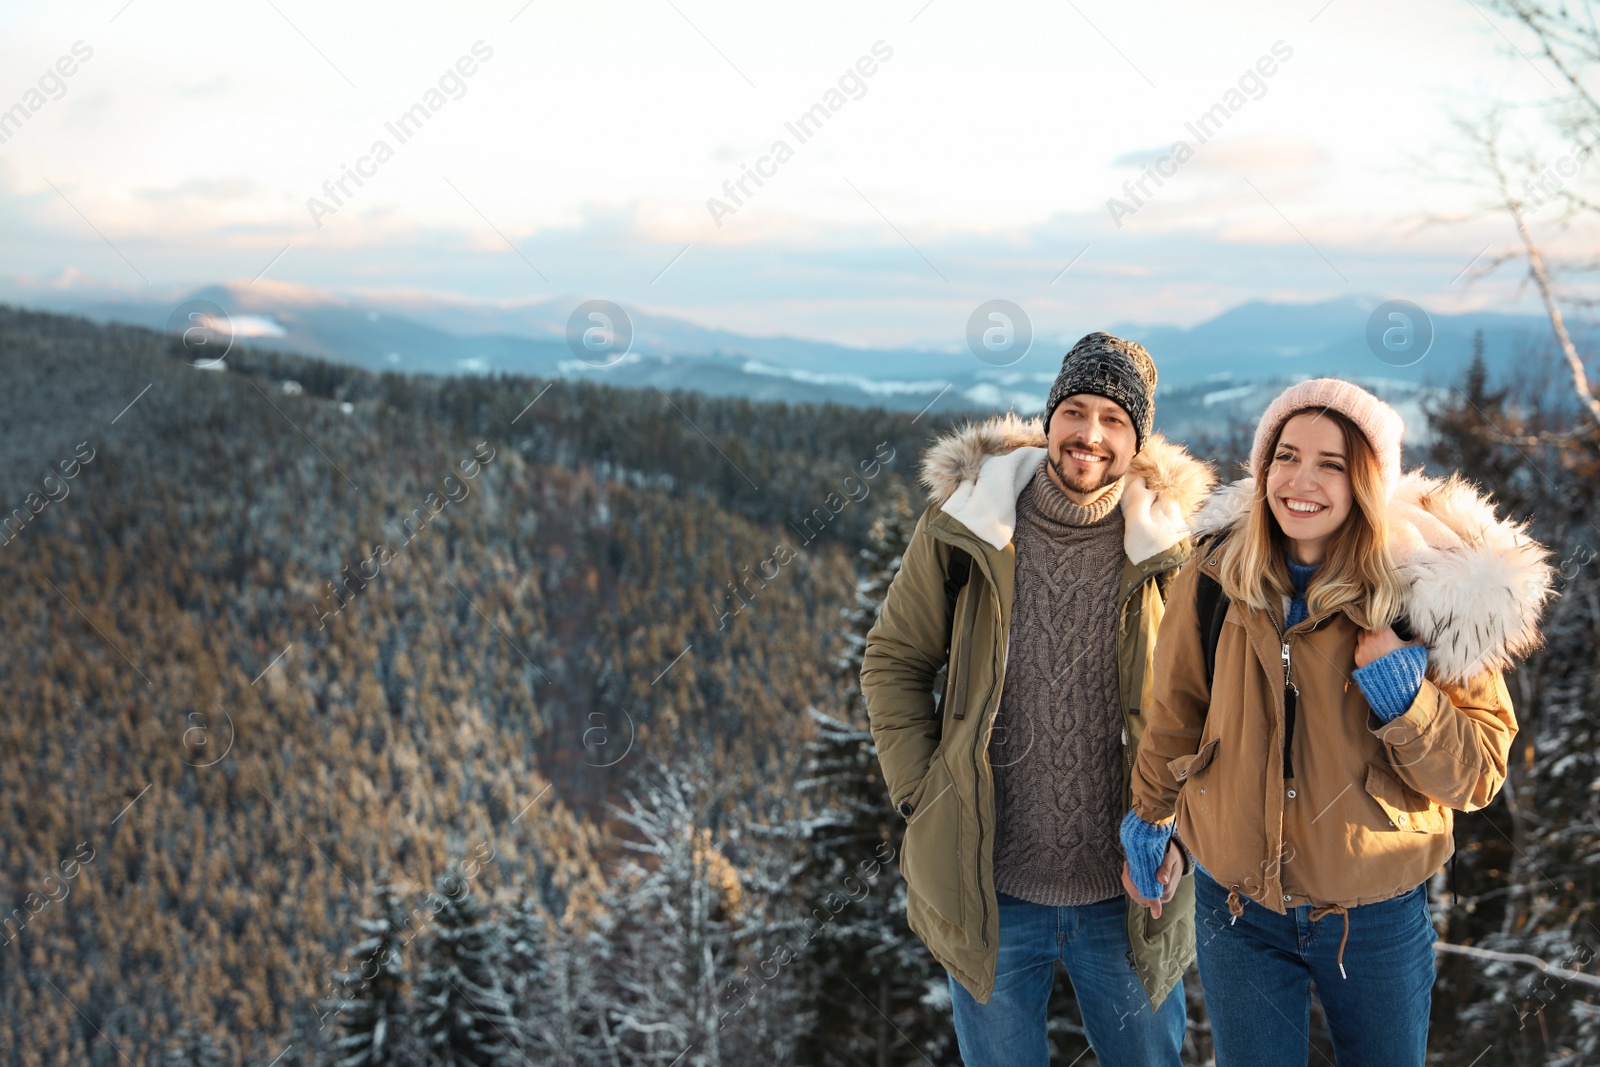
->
<box><xmin>860</xmin><ymin>333</ymin><xmax>1213</xmax><ymax>1066</ymax></box>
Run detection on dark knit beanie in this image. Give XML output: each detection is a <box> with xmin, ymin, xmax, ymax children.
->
<box><xmin>1043</xmin><ymin>332</ymin><xmax>1158</xmax><ymax>451</ymax></box>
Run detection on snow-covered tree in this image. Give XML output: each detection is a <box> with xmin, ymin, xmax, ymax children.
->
<box><xmin>413</xmin><ymin>865</ymin><xmax>519</xmax><ymax>1066</ymax></box>
<box><xmin>1424</xmin><ymin>337</ymin><xmax>1600</xmax><ymax>1064</ymax></box>
<box><xmin>158</xmin><ymin>1027</ymin><xmax>230</xmax><ymax>1067</ymax></box>
<box><xmin>598</xmin><ymin>754</ymin><xmax>812</xmax><ymax>1067</ymax></box>
<box><xmin>329</xmin><ymin>877</ymin><xmax>419</xmax><ymax>1067</ymax></box>
<box><xmin>504</xmin><ymin>893</ymin><xmax>611</xmax><ymax>1067</ymax></box>
<box><xmin>600</xmin><ymin>758</ymin><xmax>733</xmax><ymax>1066</ymax></box>
<box><xmin>790</xmin><ymin>486</ymin><xmax>958</xmax><ymax>1066</ymax></box>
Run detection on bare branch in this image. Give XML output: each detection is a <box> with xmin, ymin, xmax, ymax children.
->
<box><xmin>1499</xmin><ymin>0</ymin><xmax>1600</xmax><ymax>128</ymax></box>
<box><xmin>1435</xmin><ymin>941</ymin><xmax>1600</xmax><ymax>990</ymax></box>
<box><xmin>1485</xmin><ymin>134</ymin><xmax>1600</xmax><ymax>427</ymax></box>
<box><xmin>1554</xmin><ymin>187</ymin><xmax>1600</xmax><ymax>217</ymax></box>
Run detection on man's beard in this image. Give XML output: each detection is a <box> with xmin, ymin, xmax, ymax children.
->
<box><xmin>1049</xmin><ymin>447</ymin><xmax>1120</xmax><ymax>496</ymax></box>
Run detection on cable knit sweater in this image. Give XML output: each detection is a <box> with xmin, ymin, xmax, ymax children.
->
<box><xmin>989</xmin><ymin>457</ymin><xmax>1129</xmax><ymax>907</ymax></box>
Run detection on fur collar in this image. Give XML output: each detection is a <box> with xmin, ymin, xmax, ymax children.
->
<box><xmin>1190</xmin><ymin>472</ymin><xmax>1556</xmax><ymax>686</ymax></box>
<box><xmin>918</xmin><ymin>413</ymin><xmax>1216</xmax><ymax>565</ymax></box>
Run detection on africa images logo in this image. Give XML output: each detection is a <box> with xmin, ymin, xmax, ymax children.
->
<box><xmin>1106</xmin><ymin>40</ymin><xmax>1294</xmax><ymax>228</ymax></box>
<box><xmin>705</xmin><ymin>41</ymin><xmax>894</xmax><ymax>228</ymax></box>
<box><xmin>305</xmin><ymin>41</ymin><xmax>495</xmax><ymax>228</ymax></box>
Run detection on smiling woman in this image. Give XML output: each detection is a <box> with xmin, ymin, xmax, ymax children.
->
<box><xmin>1215</xmin><ymin>382</ymin><xmax>1409</xmax><ymax>626</ymax></box>
<box><xmin>1126</xmin><ymin>376</ymin><xmax>1553</xmax><ymax>1067</ymax></box>
<box><xmin>1267</xmin><ymin>414</ymin><xmax>1359</xmax><ymax>557</ymax></box>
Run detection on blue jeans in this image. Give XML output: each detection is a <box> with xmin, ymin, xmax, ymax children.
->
<box><xmin>1194</xmin><ymin>867</ymin><xmax>1436</xmax><ymax>1066</ymax></box>
<box><xmin>948</xmin><ymin>890</ymin><xmax>1186</xmax><ymax>1067</ymax></box>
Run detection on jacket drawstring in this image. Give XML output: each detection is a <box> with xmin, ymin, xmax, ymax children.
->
<box><xmin>1226</xmin><ymin>885</ymin><xmax>1244</xmax><ymax>925</ymax></box>
<box><xmin>1309</xmin><ymin>903</ymin><xmax>1350</xmax><ymax>979</ymax></box>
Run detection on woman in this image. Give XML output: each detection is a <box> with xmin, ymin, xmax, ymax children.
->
<box><xmin>1117</xmin><ymin>378</ymin><xmax>1554</xmax><ymax>1066</ymax></box>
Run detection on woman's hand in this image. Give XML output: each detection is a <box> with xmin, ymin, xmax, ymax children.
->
<box><xmin>1354</xmin><ymin>625</ymin><xmax>1422</xmax><ymax>669</ymax></box>
<box><xmin>1121</xmin><ymin>841</ymin><xmax>1183</xmax><ymax>919</ymax></box>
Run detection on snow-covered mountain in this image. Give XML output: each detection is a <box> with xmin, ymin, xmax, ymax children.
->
<box><xmin>11</xmin><ymin>281</ymin><xmax>1566</xmax><ymax>438</ymax></box>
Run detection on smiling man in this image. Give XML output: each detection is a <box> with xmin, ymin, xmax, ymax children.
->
<box><xmin>862</xmin><ymin>332</ymin><xmax>1214</xmax><ymax>1066</ymax></box>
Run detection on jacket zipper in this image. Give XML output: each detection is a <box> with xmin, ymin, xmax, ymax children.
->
<box><xmin>972</xmin><ymin>583</ymin><xmax>1000</xmax><ymax>950</ymax></box>
<box><xmin>943</xmin><ymin>535</ymin><xmax>998</xmax><ymax>951</ymax></box>
<box><xmin>1262</xmin><ymin>602</ymin><xmax>1300</xmax><ymax>779</ymax></box>
<box><xmin>1281</xmin><ymin>616</ymin><xmax>1299</xmax><ymax>780</ymax></box>
<box><xmin>1265</xmin><ymin>603</ymin><xmax>1337</xmax><ymax>780</ymax></box>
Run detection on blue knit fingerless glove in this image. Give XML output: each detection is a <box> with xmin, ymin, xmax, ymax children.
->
<box><xmin>1120</xmin><ymin>809</ymin><xmax>1175</xmax><ymax>900</ymax></box>
<box><xmin>1353</xmin><ymin>643</ymin><xmax>1429</xmax><ymax>724</ymax></box>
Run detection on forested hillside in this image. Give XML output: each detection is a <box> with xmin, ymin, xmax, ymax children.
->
<box><xmin>1</xmin><ymin>306</ymin><xmax>1596</xmax><ymax>1066</ymax></box>
<box><xmin>0</xmin><ymin>306</ymin><xmax>949</xmax><ymax>1064</ymax></box>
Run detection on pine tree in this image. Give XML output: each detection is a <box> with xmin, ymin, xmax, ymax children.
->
<box><xmin>503</xmin><ymin>893</ymin><xmax>609</xmax><ymax>1067</ymax></box>
<box><xmin>704</xmin><ymin>780</ymin><xmax>816</xmax><ymax>1067</ymax></box>
<box><xmin>501</xmin><ymin>895</ymin><xmax>551</xmax><ymax>1050</ymax></box>
<box><xmin>793</xmin><ymin>486</ymin><xmax>958</xmax><ymax>1066</ymax></box>
<box><xmin>413</xmin><ymin>865</ymin><xmax>520</xmax><ymax>1066</ymax></box>
<box><xmin>159</xmin><ymin>1027</ymin><xmax>229</xmax><ymax>1067</ymax></box>
<box><xmin>1426</xmin><ymin>329</ymin><xmax>1517</xmax><ymax>487</ymax></box>
<box><xmin>1424</xmin><ymin>336</ymin><xmax>1600</xmax><ymax>1062</ymax></box>
<box><xmin>600</xmin><ymin>755</ymin><xmax>749</xmax><ymax>1066</ymax></box>
<box><xmin>330</xmin><ymin>878</ymin><xmax>418</xmax><ymax>1067</ymax></box>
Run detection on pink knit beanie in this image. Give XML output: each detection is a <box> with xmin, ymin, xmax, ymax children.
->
<box><xmin>1250</xmin><ymin>378</ymin><xmax>1405</xmax><ymax>499</ymax></box>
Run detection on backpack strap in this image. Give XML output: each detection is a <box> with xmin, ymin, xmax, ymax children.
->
<box><xmin>1195</xmin><ymin>533</ymin><xmax>1231</xmax><ymax>688</ymax></box>
<box><xmin>944</xmin><ymin>547</ymin><xmax>972</xmax><ymax>614</ymax></box>
<box><xmin>927</xmin><ymin>547</ymin><xmax>973</xmax><ymax>729</ymax></box>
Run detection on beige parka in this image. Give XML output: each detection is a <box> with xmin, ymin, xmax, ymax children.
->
<box><xmin>1130</xmin><ymin>471</ymin><xmax>1554</xmax><ymax>962</ymax></box>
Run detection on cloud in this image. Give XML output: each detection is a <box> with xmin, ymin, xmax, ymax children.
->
<box><xmin>0</xmin><ymin>180</ymin><xmax>1569</xmax><ymax>349</ymax></box>
<box><xmin>173</xmin><ymin>76</ymin><xmax>229</xmax><ymax>98</ymax></box>
<box><xmin>711</xmin><ymin>141</ymin><xmax>763</xmax><ymax>163</ymax></box>
<box><xmin>1112</xmin><ymin>145</ymin><xmax>1177</xmax><ymax>168</ymax></box>
<box><xmin>137</xmin><ymin>177</ymin><xmax>266</xmax><ymax>203</ymax></box>
<box><xmin>1113</xmin><ymin>136</ymin><xmax>1332</xmax><ymax>177</ymax></box>
<box><xmin>1184</xmin><ymin>136</ymin><xmax>1333</xmax><ymax>176</ymax></box>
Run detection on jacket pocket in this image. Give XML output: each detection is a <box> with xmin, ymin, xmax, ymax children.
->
<box><xmin>899</xmin><ymin>753</ymin><xmax>964</xmax><ymax>926</ymax></box>
<box><xmin>1125</xmin><ymin>873</ymin><xmax>1196</xmax><ymax>1002</ymax></box>
<box><xmin>1364</xmin><ymin>764</ymin><xmax>1447</xmax><ymax>833</ymax></box>
<box><xmin>1166</xmin><ymin>737</ymin><xmax>1221</xmax><ymax>786</ymax></box>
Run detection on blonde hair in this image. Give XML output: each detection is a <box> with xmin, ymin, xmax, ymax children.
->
<box><xmin>1213</xmin><ymin>407</ymin><xmax>1407</xmax><ymax>631</ymax></box>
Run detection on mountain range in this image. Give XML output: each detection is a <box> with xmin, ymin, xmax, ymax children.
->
<box><xmin>9</xmin><ymin>280</ymin><xmax>1570</xmax><ymax>443</ymax></box>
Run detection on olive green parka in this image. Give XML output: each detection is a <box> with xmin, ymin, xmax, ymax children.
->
<box><xmin>861</xmin><ymin>413</ymin><xmax>1215</xmax><ymax>1010</ymax></box>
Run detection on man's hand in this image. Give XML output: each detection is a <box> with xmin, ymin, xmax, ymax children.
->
<box><xmin>1354</xmin><ymin>625</ymin><xmax>1422</xmax><ymax>669</ymax></box>
<box><xmin>1121</xmin><ymin>840</ymin><xmax>1183</xmax><ymax>919</ymax></box>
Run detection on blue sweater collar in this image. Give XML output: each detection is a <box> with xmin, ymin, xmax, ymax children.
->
<box><xmin>1285</xmin><ymin>557</ymin><xmax>1318</xmax><ymax>594</ymax></box>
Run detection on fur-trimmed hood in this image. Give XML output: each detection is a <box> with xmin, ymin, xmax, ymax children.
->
<box><xmin>1190</xmin><ymin>472</ymin><xmax>1556</xmax><ymax>687</ymax></box>
<box><xmin>918</xmin><ymin>412</ymin><xmax>1216</xmax><ymax>565</ymax></box>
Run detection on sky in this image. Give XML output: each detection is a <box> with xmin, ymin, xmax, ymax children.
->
<box><xmin>0</xmin><ymin>0</ymin><xmax>1593</xmax><ymax>348</ymax></box>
